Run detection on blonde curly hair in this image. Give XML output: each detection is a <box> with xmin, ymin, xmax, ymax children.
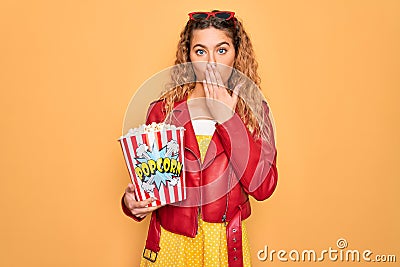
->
<box><xmin>160</xmin><ymin>11</ymin><xmax>273</xmax><ymax>143</ymax></box>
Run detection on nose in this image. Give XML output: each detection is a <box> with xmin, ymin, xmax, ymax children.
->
<box><xmin>207</xmin><ymin>52</ymin><xmax>216</xmax><ymax>64</ymax></box>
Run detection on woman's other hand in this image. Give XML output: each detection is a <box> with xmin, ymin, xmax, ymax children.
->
<box><xmin>123</xmin><ymin>183</ymin><xmax>162</xmax><ymax>219</ymax></box>
<box><xmin>203</xmin><ymin>63</ymin><xmax>241</xmax><ymax>123</ymax></box>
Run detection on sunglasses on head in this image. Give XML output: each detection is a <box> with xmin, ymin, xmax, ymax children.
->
<box><xmin>188</xmin><ymin>11</ymin><xmax>235</xmax><ymax>21</ymax></box>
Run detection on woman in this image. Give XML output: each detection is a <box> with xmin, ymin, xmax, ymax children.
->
<box><xmin>121</xmin><ymin>10</ymin><xmax>278</xmax><ymax>267</ymax></box>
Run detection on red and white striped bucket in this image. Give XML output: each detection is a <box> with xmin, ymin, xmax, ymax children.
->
<box><xmin>119</xmin><ymin>126</ymin><xmax>186</xmax><ymax>207</ymax></box>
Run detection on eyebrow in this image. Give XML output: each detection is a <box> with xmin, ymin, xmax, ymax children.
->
<box><xmin>192</xmin><ymin>41</ymin><xmax>231</xmax><ymax>50</ymax></box>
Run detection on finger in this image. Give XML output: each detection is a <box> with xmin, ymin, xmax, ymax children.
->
<box><xmin>132</xmin><ymin>205</ymin><xmax>159</xmax><ymax>217</ymax></box>
<box><xmin>211</xmin><ymin>64</ymin><xmax>229</xmax><ymax>101</ymax></box>
<box><xmin>125</xmin><ymin>183</ymin><xmax>135</xmax><ymax>194</ymax></box>
<box><xmin>207</xmin><ymin>64</ymin><xmax>222</xmax><ymax>100</ymax></box>
<box><xmin>146</xmin><ymin>205</ymin><xmax>160</xmax><ymax>212</ymax></box>
<box><xmin>212</xmin><ymin>64</ymin><xmax>224</xmax><ymax>88</ymax></box>
<box><xmin>139</xmin><ymin>206</ymin><xmax>162</xmax><ymax>218</ymax></box>
<box><xmin>139</xmin><ymin>212</ymin><xmax>152</xmax><ymax>218</ymax></box>
<box><xmin>134</xmin><ymin>197</ymin><xmax>155</xmax><ymax>208</ymax></box>
<box><xmin>132</xmin><ymin>209</ymin><xmax>148</xmax><ymax>217</ymax></box>
<box><xmin>205</xmin><ymin>68</ymin><xmax>215</xmax><ymax>98</ymax></box>
<box><xmin>203</xmin><ymin>80</ymin><xmax>210</xmax><ymax>99</ymax></box>
<box><xmin>232</xmin><ymin>83</ymin><xmax>243</xmax><ymax>104</ymax></box>
<box><xmin>207</xmin><ymin>64</ymin><xmax>218</xmax><ymax>88</ymax></box>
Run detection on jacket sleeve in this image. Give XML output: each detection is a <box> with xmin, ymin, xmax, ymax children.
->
<box><xmin>145</xmin><ymin>100</ymin><xmax>165</xmax><ymax>124</ymax></box>
<box><xmin>215</xmin><ymin>102</ymin><xmax>278</xmax><ymax>201</ymax></box>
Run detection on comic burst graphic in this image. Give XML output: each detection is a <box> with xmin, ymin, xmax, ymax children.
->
<box><xmin>135</xmin><ymin>140</ymin><xmax>181</xmax><ymax>193</ymax></box>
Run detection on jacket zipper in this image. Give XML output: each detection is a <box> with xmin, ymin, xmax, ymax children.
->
<box><xmin>185</xmin><ymin>146</ymin><xmax>202</xmax><ymax>236</ymax></box>
<box><xmin>222</xmin><ymin>167</ymin><xmax>232</xmax><ymax>227</ymax></box>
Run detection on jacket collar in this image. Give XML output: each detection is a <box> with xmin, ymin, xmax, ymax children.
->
<box><xmin>170</xmin><ymin>96</ymin><xmax>225</xmax><ymax>167</ymax></box>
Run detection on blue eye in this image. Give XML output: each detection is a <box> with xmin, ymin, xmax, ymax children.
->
<box><xmin>218</xmin><ymin>48</ymin><xmax>227</xmax><ymax>54</ymax></box>
<box><xmin>195</xmin><ymin>49</ymin><xmax>205</xmax><ymax>56</ymax></box>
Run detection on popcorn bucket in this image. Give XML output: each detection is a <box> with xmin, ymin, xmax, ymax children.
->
<box><xmin>118</xmin><ymin>124</ymin><xmax>186</xmax><ymax>207</ymax></box>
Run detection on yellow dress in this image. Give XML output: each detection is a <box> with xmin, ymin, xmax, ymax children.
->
<box><xmin>140</xmin><ymin>135</ymin><xmax>252</xmax><ymax>267</ymax></box>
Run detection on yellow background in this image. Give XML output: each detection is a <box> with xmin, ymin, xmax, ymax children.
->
<box><xmin>1</xmin><ymin>0</ymin><xmax>399</xmax><ymax>266</ymax></box>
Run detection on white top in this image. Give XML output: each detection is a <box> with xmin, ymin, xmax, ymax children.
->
<box><xmin>191</xmin><ymin>119</ymin><xmax>216</xmax><ymax>136</ymax></box>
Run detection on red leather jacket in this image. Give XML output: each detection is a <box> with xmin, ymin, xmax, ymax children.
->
<box><xmin>121</xmin><ymin>97</ymin><xmax>278</xmax><ymax>266</ymax></box>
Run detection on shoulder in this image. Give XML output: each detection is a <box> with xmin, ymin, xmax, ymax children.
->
<box><xmin>149</xmin><ymin>98</ymin><xmax>163</xmax><ymax>105</ymax></box>
<box><xmin>146</xmin><ymin>99</ymin><xmax>166</xmax><ymax>123</ymax></box>
<box><xmin>148</xmin><ymin>99</ymin><xmax>165</xmax><ymax>113</ymax></box>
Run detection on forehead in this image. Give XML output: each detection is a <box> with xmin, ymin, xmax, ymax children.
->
<box><xmin>190</xmin><ymin>27</ymin><xmax>233</xmax><ymax>46</ymax></box>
